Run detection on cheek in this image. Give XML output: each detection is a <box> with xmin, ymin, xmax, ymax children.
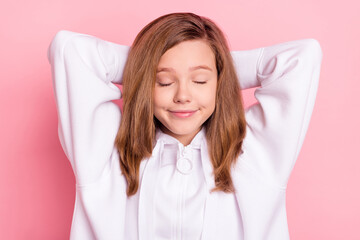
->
<box><xmin>153</xmin><ymin>88</ymin><xmax>171</xmax><ymax>109</ymax></box>
<box><xmin>153</xmin><ymin>91</ymin><xmax>163</xmax><ymax>121</ymax></box>
<box><xmin>198</xmin><ymin>85</ymin><xmax>217</xmax><ymax>109</ymax></box>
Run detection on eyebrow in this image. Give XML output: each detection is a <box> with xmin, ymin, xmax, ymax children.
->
<box><xmin>156</xmin><ymin>65</ymin><xmax>213</xmax><ymax>73</ymax></box>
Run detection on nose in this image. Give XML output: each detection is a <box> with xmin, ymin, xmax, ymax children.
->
<box><xmin>173</xmin><ymin>81</ymin><xmax>192</xmax><ymax>103</ymax></box>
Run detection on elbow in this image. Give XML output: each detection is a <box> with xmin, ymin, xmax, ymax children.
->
<box><xmin>47</xmin><ymin>30</ymin><xmax>77</xmax><ymax>63</ymax></box>
<box><xmin>300</xmin><ymin>38</ymin><xmax>323</xmax><ymax>67</ymax></box>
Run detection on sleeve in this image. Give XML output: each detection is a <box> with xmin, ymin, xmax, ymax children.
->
<box><xmin>47</xmin><ymin>30</ymin><xmax>130</xmax><ymax>186</ymax></box>
<box><xmin>231</xmin><ymin>39</ymin><xmax>323</xmax><ymax>189</ymax></box>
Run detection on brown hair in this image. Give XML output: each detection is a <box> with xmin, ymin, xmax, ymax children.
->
<box><xmin>115</xmin><ymin>12</ymin><xmax>246</xmax><ymax>196</ymax></box>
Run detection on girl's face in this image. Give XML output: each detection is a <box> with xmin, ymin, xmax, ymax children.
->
<box><xmin>154</xmin><ymin>40</ymin><xmax>217</xmax><ymax>145</ymax></box>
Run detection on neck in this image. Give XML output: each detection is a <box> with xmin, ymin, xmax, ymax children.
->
<box><xmin>159</xmin><ymin>125</ymin><xmax>202</xmax><ymax>146</ymax></box>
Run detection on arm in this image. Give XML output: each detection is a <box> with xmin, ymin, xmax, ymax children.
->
<box><xmin>47</xmin><ymin>30</ymin><xmax>130</xmax><ymax>186</ymax></box>
<box><xmin>231</xmin><ymin>39</ymin><xmax>323</xmax><ymax>188</ymax></box>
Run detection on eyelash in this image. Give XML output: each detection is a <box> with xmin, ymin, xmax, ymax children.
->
<box><xmin>158</xmin><ymin>83</ymin><xmax>172</xmax><ymax>87</ymax></box>
<box><xmin>157</xmin><ymin>81</ymin><xmax>207</xmax><ymax>87</ymax></box>
<box><xmin>194</xmin><ymin>81</ymin><xmax>207</xmax><ymax>84</ymax></box>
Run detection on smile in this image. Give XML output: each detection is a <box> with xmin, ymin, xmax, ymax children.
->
<box><xmin>169</xmin><ymin>110</ymin><xmax>198</xmax><ymax>118</ymax></box>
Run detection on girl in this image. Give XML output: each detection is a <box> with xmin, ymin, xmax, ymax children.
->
<box><xmin>48</xmin><ymin>12</ymin><xmax>322</xmax><ymax>240</ymax></box>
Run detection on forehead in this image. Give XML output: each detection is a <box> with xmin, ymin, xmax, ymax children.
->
<box><xmin>157</xmin><ymin>40</ymin><xmax>216</xmax><ymax>73</ymax></box>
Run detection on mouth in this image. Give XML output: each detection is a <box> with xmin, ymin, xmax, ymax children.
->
<box><xmin>169</xmin><ymin>110</ymin><xmax>198</xmax><ymax>118</ymax></box>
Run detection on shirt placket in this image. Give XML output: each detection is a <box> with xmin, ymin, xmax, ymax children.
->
<box><xmin>173</xmin><ymin>144</ymin><xmax>194</xmax><ymax>239</ymax></box>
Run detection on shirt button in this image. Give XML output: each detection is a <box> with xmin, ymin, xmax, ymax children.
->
<box><xmin>176</xmin><ymin>157</ymin><xmax>193</xmax><ymax>175</ymax></box>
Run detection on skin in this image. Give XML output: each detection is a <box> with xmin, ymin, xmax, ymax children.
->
<box><xmin>153</xmin><ymin>39</ymin><xmax>218</xmax><ymax>146</ymax></box>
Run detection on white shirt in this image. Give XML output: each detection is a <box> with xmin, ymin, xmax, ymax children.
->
<box><xmin>47</xmin><ymin>30</ymin><xmax>322</xmax><ymax>239</ymax></box>
<box><xmin>152</xmin><ymin>129</ymin><xmax>207</xmax><ymax>239</ymax></box>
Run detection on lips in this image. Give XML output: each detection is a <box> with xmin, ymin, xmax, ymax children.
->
<box><xmin>169</xmin><ymin>110</ymin><xmax>197</xmax><ymax>118</ymax></box>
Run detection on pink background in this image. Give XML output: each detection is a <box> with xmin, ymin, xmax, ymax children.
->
<box><xmin>1</xmin><ymin>0</ymin><xmax>359</xmax><ymax>239</ymax></box>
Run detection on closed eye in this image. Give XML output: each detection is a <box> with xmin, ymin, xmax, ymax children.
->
<box><xmin>157</xmin><ymin>82</ymin><xmax>173</xmax><ymax>87</ymax></box>
<box><xmin>194</xmin><ymin>81</ymin><xmax>207</xmax><ymax>84</ymax></box>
